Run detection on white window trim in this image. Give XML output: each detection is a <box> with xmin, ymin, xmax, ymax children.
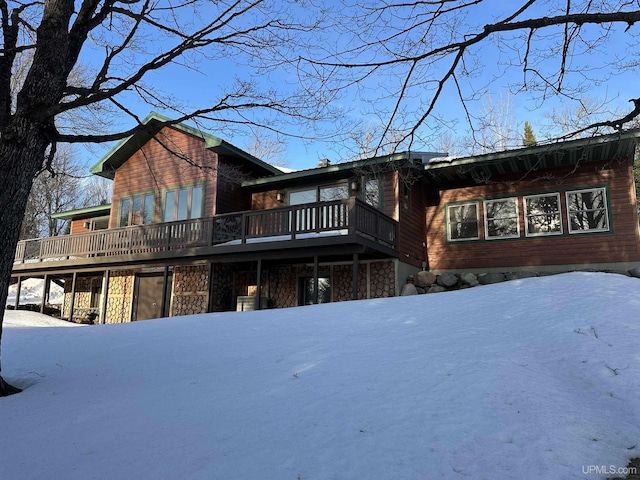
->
<box><xmin>447</xmin><ymin>202</ymin><xmax>480</xmax><ymax>242</ymax></box>
<box><xmin>524</xmin><ymin>192</ymin><xmax>563</xmax><ymax>237</ymax></box>
<box><xmin>565</xmin><ymin>187</ymin><xmax>610</xmax><ymax>234</ymax></box>
<box><xmin>483</xmin><ymin>198</ymin><xmax>520</xmax><ymax>240</ymax></box>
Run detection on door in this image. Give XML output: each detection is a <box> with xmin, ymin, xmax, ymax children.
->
<box><xmin>133</xmin><ymin>273</ymin><xmax>172</xmax><ymax>321</ymax></box>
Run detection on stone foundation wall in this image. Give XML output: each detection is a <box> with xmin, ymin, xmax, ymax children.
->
<box><xmin>401</xmin><ymin>266</ymin><xmax>640</xmax><ymax>296</ymax></box>
<box><xmin>210</xmin><ymin>263</ymin><xmax>235</xmax><ymax>312</ymax></box>
<box><xmin>267</xmin><ymin>266</ymin><xmax>298</xmax><ymax>308</ymax></box>
<box><xmin>105</xmin><ymin>270</ymin><xmax>135</xmax><ymax>323</ymax></box>
<box><xmin>233</xmin><ymin>260</ymin><xmax>397</xmax><ymax>309</ymax></box>
<box><xmin>369</xmin><ymin>261</ymin><xmax>396</xmax><ymax>298</ymax></box>
<box><xmin>171</xmin><ymin>265</ymin><xmax>209</xmax><ymax>316</ymax></box>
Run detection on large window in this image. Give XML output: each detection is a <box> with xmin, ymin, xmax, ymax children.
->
<box><xmin>289</xmin><ymin>184</ymin><xmax>349</xmax><ymax>205</ymax></box>
<box><xmin>524</xmin><ymin>193</ymin><xmax>562</xmax><ymax>237</ymax></box>
<box><xmin>566</xmin><ymin>188</ymin><xmax>609</xmax><ymax>233</ymax></box>
<box><xmin>163</xmin><ymin>185</ymin><xmax>203</xmax><ymax>222</ymax></box>
<box><xmin>447</xmin><ymin>203</ymin><xmax>479</xmax><ymax>241</ymax></box>
<box><xmin>484</xmin><ymin>198</ymin><xmax>519</xmax><ymax>239</ymax></box>
<box><xmin>119</xmin><ymin>193</ymin><xmax>154</xmax><ymax>227</ymax></box>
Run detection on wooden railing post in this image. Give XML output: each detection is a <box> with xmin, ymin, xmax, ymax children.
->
<box><xmin>348</xmin><ymin>197</ymin><xmax>357</xmax><ymax>236</ymax></box>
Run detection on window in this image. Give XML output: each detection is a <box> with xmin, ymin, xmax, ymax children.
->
<box><xmin>447</xmin><ymin>203</ymin><xmax>479</xmax><ymax>241</ymax></box>
<box><xmin>119</xmin><ymin>193</ymin><xmax>154</xmax><ymax>227</ymax></box>
<box><xmin>401</xmin><ymin>183</ymin><xmax>412</xmax><ymax>214</ymax></box>
<box><xmin>299</xmin><ymin>277</ymin><xmax>331</xmax><ymax>305</ymax></box>
<box><xmin>484</xmin><ymin>198</ymin><xmax>519</xmax><ymax>239</ymax></box>
<box><xmin>163</xmin><ymin>185</ymin><xmax>203</xmax><ymax>222</ymax></box>
<box><xmin>363</xmin><ymin>177</ymin><xmax>382</xmax><ymax>209</ymax></box>
<box><xmin>289</xmin><ymin>184</ymin><xmax>349</xmax><ymax>205</ymax></box>
<box><xmin>566</xmin><ymin>188</ymin><xmax>609</xmax><ymax>233</ymax></box>
<box><xmin>524</xmin><ymin>193</ymin><xmax>562</xmax><ymax>236</ymax></box>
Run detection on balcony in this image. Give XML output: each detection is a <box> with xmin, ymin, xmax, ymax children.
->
<box><xmin>13</xmin><ymin>198</ymin><xmax>397</xmax><ymax>269</ymax></box>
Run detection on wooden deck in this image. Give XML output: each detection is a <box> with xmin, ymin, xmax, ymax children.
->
<box><xmin>14</xmin><ymin>198</ymin><xmax>397</xmax><ymax>266</ymax></box>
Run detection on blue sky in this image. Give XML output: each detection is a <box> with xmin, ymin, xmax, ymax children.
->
<box><xmin>73</xmin><ymin>0</ymin><xmax>640</xmax><ymax>172</ymax></box>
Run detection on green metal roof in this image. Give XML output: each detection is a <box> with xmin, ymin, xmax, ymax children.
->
<box><xmin>242</xmin><ymin>151</ymin><xmax>443</xmax><ymax>190</ymax></box>
<box><xmin>421</xmin><ymin>129</ymin><xmax>640</xmax><ymax>184</ymax></box>
<box><xmin>51</xmin><ymin>204</ymin><xmax>112</xmax><ymax>220</ymax></box>
<box><xmin>89</xmin><ymin>112</ymin><xmax>280</xmax><ymax>179</ymax></box>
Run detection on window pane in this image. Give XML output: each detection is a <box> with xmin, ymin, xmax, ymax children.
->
<box><xmin>131</xmin><ymin>196</ymin><xmax>143</xmax><ymax>225</ymax></box>
<box><xmin>191</xmin><ymin>187</ymin><xmax>203</xmax><ymax>219</ymax></box>
<box><xmin>485</xmin><ymin>199</ymin><xmax>519</xmax><ymax>238</ymax></box>
<box><xmin>164</xmin><ymin>191</ymin><xmax>176</xmax><ymax>222</ymax></box>
<box><xmin>320</xmin><ymin>185</ymin><xmax>348</xmax><ymax>201</ymax></box>
<box><xmin>177</xmin><ymin>189</ymin><xmax>189</xmax><ymax>221</ymax></box>
<box><xmin>525</xmin><ymin>194</ymin><xmax>562</xmax><ymax>236</ymax></box>
<box><xmin>448</xmin><ymin>204</ymin><xmax>479</xmax><ymax>240</ymax></box>
<box><xmin>567</xmin><ymin>189</ymin><xmax>609</xmax><ymax>233</ymax></box>
<box><xmin>143</xmin><ymin>194</ymin><xmax>154</xmax><ymax>224</ymax></box>
<box><xmin>289</xmin><ymin>189</ymin><xmax>317</xmax><ymax>205</ymax></box>
<box><xmin>119</xmin><ymin>198</ymin><xmax>130</xmax><ymax>227</ymax></box>
<box><xmin>364</xmin><ymin>178</ymin><xmax>381</xmax><ymax>208</ymax></box>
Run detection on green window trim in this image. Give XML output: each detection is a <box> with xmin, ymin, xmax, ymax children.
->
<box><xmin>117</xmin><ymin>190</ymin><xmax>156</xmax><ymax>227</ymax></box>
<box><xmin>161</xmin><ymin>182</ymin><xmax>206</xmax><ymax>222</ymax></box>
<box><xmin>566</xmin><ymin>187</ymin><xmax>610</xmax><ymax>234</ymax></box>
<box><xmin>446</xmin><ymin>202</ymin><xmax>480</xmax><ymax>241</ymax></box>
<box><xmin>444</xmin><ymin>185</ymin><xmax>613</xmax><ymax>244</ymax></box>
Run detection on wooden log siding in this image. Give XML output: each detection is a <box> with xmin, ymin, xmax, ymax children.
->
<box><xmin>14</xmin><ymin>198</ymin><xmax>398</xmax><ymax>264</ymax></box>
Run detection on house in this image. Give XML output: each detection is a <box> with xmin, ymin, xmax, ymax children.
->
<box><xmin>10</xmin><ymin>114</ymin><xmax>640</xmax><ymax>323</ymax></box>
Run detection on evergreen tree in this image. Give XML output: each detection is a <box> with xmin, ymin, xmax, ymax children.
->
<box><xmin>523</xmin><ymin>121</ymin><xmax>538</xmax><ymax>147</ymax></box>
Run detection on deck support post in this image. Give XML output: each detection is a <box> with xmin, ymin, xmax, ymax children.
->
<box><xmin>207</xmin><ymin>262</ymin><xmax>215</xmax><ymax>313</ymax></box>
<box><xmin>14</xmin><ymin>276</ymin><xmax>22</xmax><ymax>311</ymax></box>
<box><xmin>352</xmin><ymin>253</ymin><xmax>359</xmax><ymax>301</ymax></box>
<box><xmin>68</xmin><ymin>272</ymin><xmax>77</xmax><ymax>322</ymax></box>
<box><xmin>161</xmin><ymin>266</ymin><xmax>170</xmax><ymax>317</ymax></box>
<box><xmin>255</xmin><ymin>259</ymin><xmax>262</xmax><ymax>311</ymax></box>
<box><xmin>40</xmin><ymin>275</ymin><xmax>50</xmax><ymax>314</ymax></box>
<box><xmin>101</xmin><ymin>270</ymin><xmax>110</xmax><ymax>324</ymax></box>
<box><xmin>313</xmin><ymin>255</ymin><xmax>319</xmax><ymax>304</ymax></box>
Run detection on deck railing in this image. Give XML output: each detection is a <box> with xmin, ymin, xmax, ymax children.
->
<box><xmin>14</xmin><ymin>198</ymin><xmax>397</xmax><ymax>264</ymax></box>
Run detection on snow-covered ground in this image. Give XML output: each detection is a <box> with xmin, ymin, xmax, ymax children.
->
<box><xmin>1</xmin><ymin>272</ymin><xmax>639</xmax><ymax>480</ymax></box>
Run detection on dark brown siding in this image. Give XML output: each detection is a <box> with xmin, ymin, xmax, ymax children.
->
<box><xmin>425</xmin><ymin>159</ymin><xmax>640</xmax><ymax>270</ymax></box>
<box><xmin>70</xmin><ymin>219</ymin><xmax>90</xmax><ymax>235</ymax></box>
<box><xmin>397</xmin><ymin>178</ymin><xmax>429</xmax><ymax>268</ymax></box>
<box><xmin>251</xmin><ymin>190</ymin><xmax>280</xmax><ymax>210</ymax></box>
<box><xmin>109</xmin><ymin>127</ymin><xmax>218</xmax><ymax>228</ymax></box>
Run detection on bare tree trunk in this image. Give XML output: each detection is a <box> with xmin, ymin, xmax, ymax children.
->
<box><xmin>0</xmin><ymin>116</ymin><xmax>50</xmax><ymax>396</ymax></box>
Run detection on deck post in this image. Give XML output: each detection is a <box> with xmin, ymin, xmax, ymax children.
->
<box><xmin>255</xmin><ymin>259</ymin><xmax>262</xmax><ymax>311</ymax></box>
<box><xmin>348</xmin><ymin>198</ymin><xmax>356</xmax><ymax>236</ymax></box>
<box><xmin>14</xmin><ymin>276</ymin><xmax>22</xmax><ymax>310</ymax></box>
<box><xmin>352</xmin><ymin>253</ymin><xmax>359</xmax><ymax>301</ymax></box>
<box><xmin>40</xmin><ymin>275</ymin><xmax>50</xmax><ymax>314</ymax></box>
<box><xmin>207</xmin><ymin>262</ymin><xmax>215</xmax><ymax>313</ymax></box>
<box><xmin>101</xmin><ymin>270</ymin><xmax>110</xmax><ymax>324</ymax></box>
<box><xmin>161</xmin><ymin>266</ymin><xmax>170</xmax><ymax>318</ymax></box>
<box><xmin>313</xmin><ymin>255</ymin><xmax>319</xmax><ymax>304</ymax></box>
<box><xmin>68</xmin><ymin>272</ymin><xmax>77</xmax><ymax>322</ymax></box>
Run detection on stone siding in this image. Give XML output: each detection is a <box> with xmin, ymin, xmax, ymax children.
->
<box><xmin>171</xmin><ymin>265</ymin><xmax>209</xmax><ymax>316</ymax></box>
<box><xmin>105</xmin><ymin>270</ymin><xmax>135</xmax><ymax>323</ymax></box>
<box><xmin>210</xmin><ymin>263</ymin><xmax>235</xmax><ymax>312</ymax></box>
<box><xmin>233</xmin><ymin>260</ymin><xmax>397</xmax><ymax>309</ymax></box>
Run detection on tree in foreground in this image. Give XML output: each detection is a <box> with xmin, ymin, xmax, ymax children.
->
<box><xmin>0</xmin><ymin>0</ymin><xmax>333</xmax><ymax>396</ymax></box>
<box><xmin>298</xmin><ymin>1</ymin><xmax>640</xmax><ymax>152</ymax></box>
